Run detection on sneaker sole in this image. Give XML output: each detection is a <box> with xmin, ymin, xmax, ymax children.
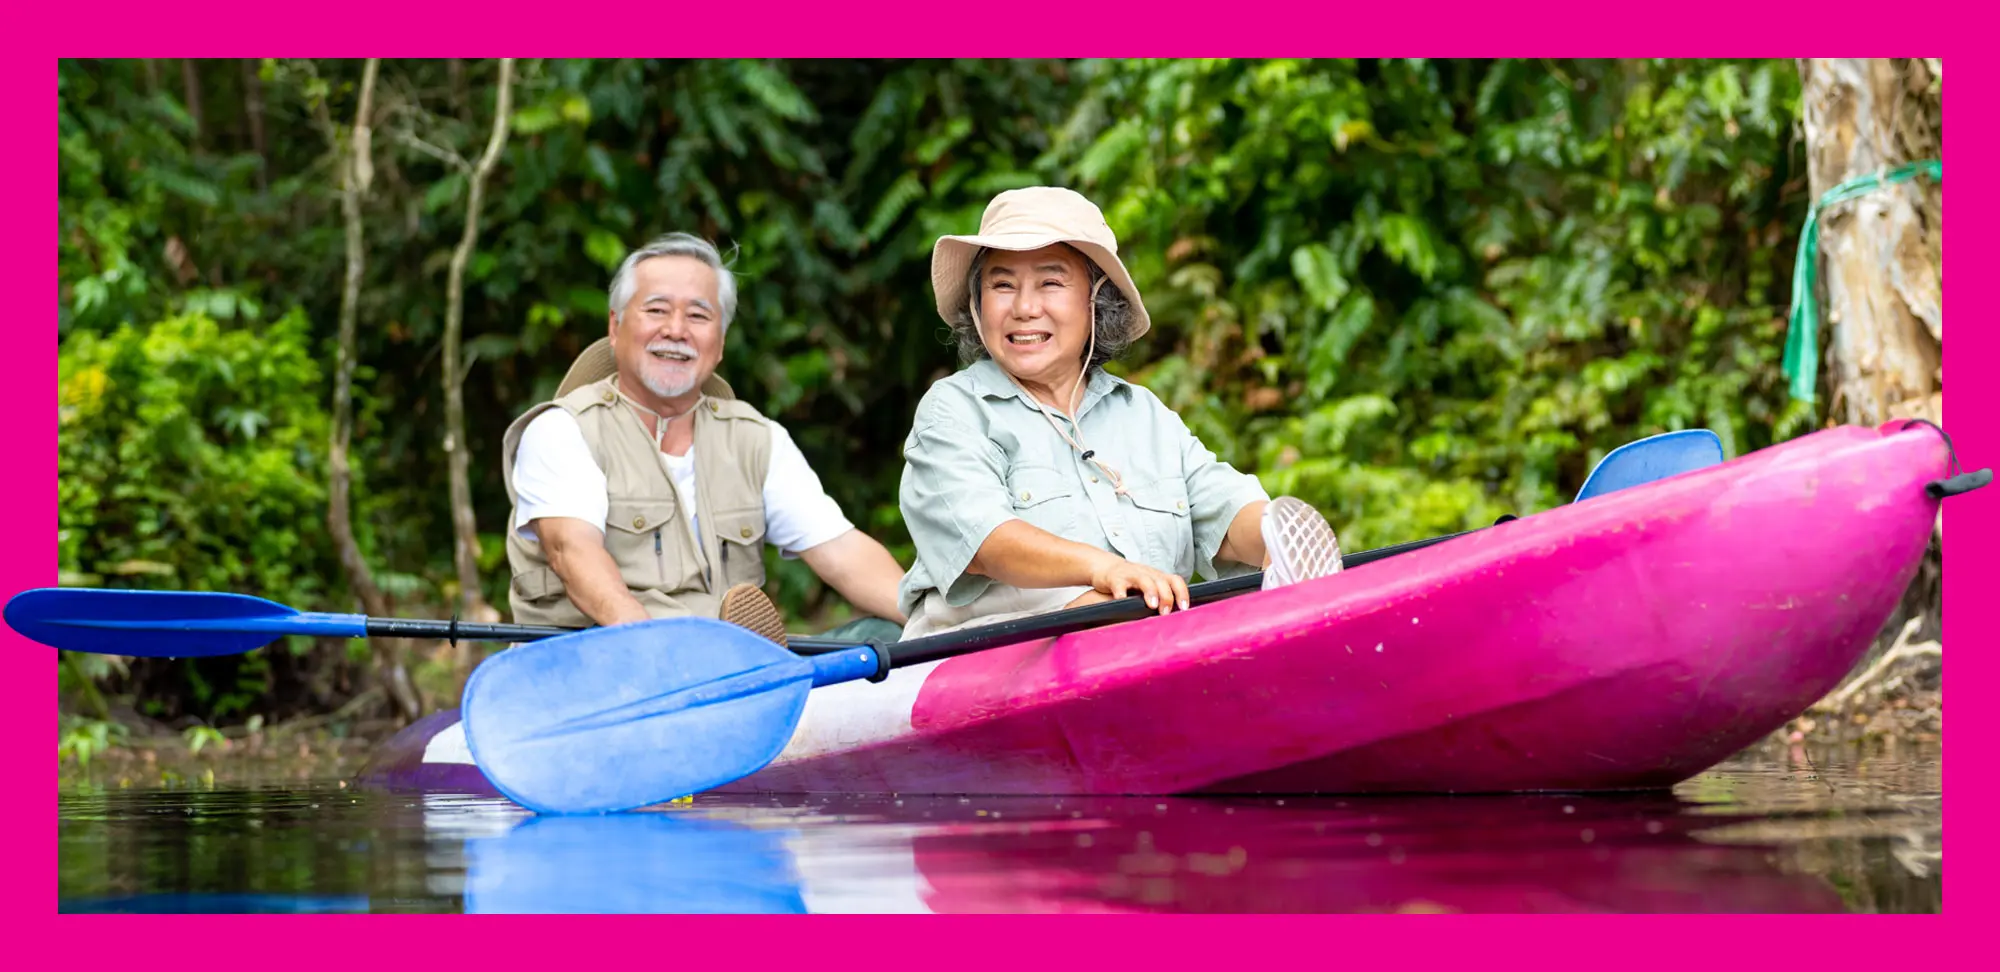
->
<box><xmin>718</xmin><ymin>584</ymin><xmax>789</xmax><ymax>648</ymax></box>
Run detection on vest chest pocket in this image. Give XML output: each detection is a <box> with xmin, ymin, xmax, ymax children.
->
<box><xmin>1005</xmin><ymin>464</ymin><xmax>1079</xmax><ymax>539</ymax></box>
<box><xmin>604</xmin><ymin>499</ymin><xmax>681</xmax><ymax>591</ymax></box>
<box><xmin>1123</xmin><ymin>478</ymin><xmax>1195</xmax><ymax>576</ymax></box>
<box><xmin>709</xmin><ymin>506</ymin><xmax>768</xmax><ymax>588</ymax></box>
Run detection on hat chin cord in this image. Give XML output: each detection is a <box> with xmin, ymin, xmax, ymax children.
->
<box><xmin>614</xmin><ymin>378</ymin><xmax>705</xmax><ymax>455</ymax></box>
<box><xmin>977</xmin><ymin>277</ymin><xmax>1130</xmax><ymax>497</ymax></box>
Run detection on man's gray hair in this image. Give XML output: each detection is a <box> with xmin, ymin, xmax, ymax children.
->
<box><xmin>946</xmin><ymin>244</ymin><xmax>1137</xmax><ymax>372</ymax></box>
<box><xmin>608</xmin><ymin>232</ymin><xmax>739</xmax><ymax>332</ymax></box>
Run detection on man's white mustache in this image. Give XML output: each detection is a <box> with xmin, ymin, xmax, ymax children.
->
<box><xmin>646</xmin><ymin>341</ymin><xmax>698</xmax><ymax>359</ymax></box>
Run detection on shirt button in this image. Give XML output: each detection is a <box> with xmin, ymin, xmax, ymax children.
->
<box><xmin>633</xmin><ymin>515</ymin><xmax>647</xmax><ymax>529</ymax></box>
<box><xmin>1090</xmin><ymin>475</ymin><xmax>1100</xmax><ymax>483</ymax></box>
<box><xmin>739</xmin><ymin>527</ymin><xmax>753</xmax><ymax>538</ymax></box>
<box><xmin>708</xmin><ymin>401</ymin><xmax>720</xmax><ymax>412</ymax></box>
<box><xmin>1176</xmin><ymin>501</ymin><xmax>1186</xmax><ymax>511</ymax></box>
<box><xmin>1020</xmin><ymin>490</ymin><xmax>1032</xmax><ymax>501</ymax></box>
<box><xmin>601</xmin><ymin>390</ymin><xmax>616</xmax><ymax>402</ymax></box>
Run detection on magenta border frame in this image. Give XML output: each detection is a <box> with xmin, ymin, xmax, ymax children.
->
<box><xmin>18</xmin><ymin>8</ymin><xmax>1981</xmax><ymax>950</ymax></box>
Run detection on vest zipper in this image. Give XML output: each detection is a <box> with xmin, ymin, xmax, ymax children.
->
<box><xmin>654</xmin><ymin>528</ymin><xmax>664</xmax><ymax>584</ymax></box>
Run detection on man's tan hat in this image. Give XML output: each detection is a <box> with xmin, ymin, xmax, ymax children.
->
<box><xmin>556</xmin><ymin>336</ymin><xmax>735</xmax><ymax>400</ymax></box>
<box><xmin>930</xmin><ymin>186</ymin><xmax>1150</xmax><ymax>341</ymax></box>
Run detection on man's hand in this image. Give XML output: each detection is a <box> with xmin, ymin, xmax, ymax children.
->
<box><xmin>537</xmin><ymin>517</ymin><xmax>653</xmax><ymax>626</ymax></box>
<box><xmin>798</xmin><ymin>529</ymin><xmax>908</xmax><ymax>624</ymax></box>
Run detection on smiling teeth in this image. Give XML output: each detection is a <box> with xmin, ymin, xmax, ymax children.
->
<box><xmin>1008</xmin><ymin>334</ymin><xmax>1050</xmax><ymax>345</ymax></box>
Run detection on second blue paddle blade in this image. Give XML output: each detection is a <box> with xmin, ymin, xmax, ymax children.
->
<box><xmin>461</xmin><ymin>616</ymin><xmax>814</xmax><ymax>815</ymax></box>
<box><xmin>1574</xmin><ymin>429</ymin><xmax>1725</xmax><ymax>503</ymax></box>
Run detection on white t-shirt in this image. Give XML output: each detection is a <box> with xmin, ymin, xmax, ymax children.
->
<box><xmin>511</xmin><ymin>408</ymin><xmax>855</xmax><ymax>558</ymax></box>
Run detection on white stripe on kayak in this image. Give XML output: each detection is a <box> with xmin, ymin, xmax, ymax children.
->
<box><xmin>767</xmin><ymin>658</ymin><xmax>938</xmax><ymax>764</ymax></box>
<box><xmin>424</xmin><ymin>720</ymin><xmax>475</xmax><ymax>765</ymax></box>
<box><xmin>420</xmin><ymin>659</ymin><xmax>936</xmax><ymax>770</ymax></box>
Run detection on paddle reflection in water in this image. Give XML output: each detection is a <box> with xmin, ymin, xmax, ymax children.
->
<box><xmin>446</xmin><ymin>792</ymin><xmax>1850</xmax><ymax>914</ymax></box>
<box><xmin>464</xmin><ymin>814</ymin><xmax>808</xmax><ymax>914</ymax></box>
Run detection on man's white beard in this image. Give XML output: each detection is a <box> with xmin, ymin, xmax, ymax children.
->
<box><xmin>641</xmin><ymin>339</ymin><xmax>701</xmax><ymax>398</ymax></box>
<box><xmin>641</xmin><ymin>370</ymin><xmax>697</xmax><ymax>398</ymax></box>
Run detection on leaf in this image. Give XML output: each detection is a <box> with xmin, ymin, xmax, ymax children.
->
<box><xmin>1290</xmin><ymin>243</ymin><xmax>1350</xmax><ymax>311</ymax></box>
<box><xmin>585</xmin><ymin>144</ymin><xmax>618</xmax><ymax>189</ymax></box>
<box><xmin>512</xmin><ymin>103</ymin><xmax>562</xmax><ymax>135</ymax></box>
<box><xmin>144</xmin><ymin>167</ymin><xmax>222</xmax><ymax>207</ymax></box>
<box><xmin>1077</xmin><ymin>117</ymin><xmax>1145</xmax><ymax>185</ymax></box>
<box><xmin>424</xmin><ymin>173</ymin><xmax>467</xmax><ymax>214</ymax></box>
<box><xmin>731</xmin><ymin>61</ymin><xmax>817</xmax><ymax>122</ymax></box>
<box><xmin>864</xmin><ymin>172</ymin><xmax>925</xmax><ymax>243</ymax></box>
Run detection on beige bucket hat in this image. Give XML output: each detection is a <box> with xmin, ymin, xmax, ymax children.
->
<box><xmin>555</xmin><ymin>336</ymin><xmax>735</xmax><ymax>400</ymax></box>
<box><xmin>930</xmin><ymin>187</ymin><xmax>1151</xmax><ymax>342</ymax></box>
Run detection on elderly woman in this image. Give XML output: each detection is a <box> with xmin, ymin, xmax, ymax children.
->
<box><xmin>895</xmin><ymin>187</ymin><xmax>1343</xmax><ymax>640</ymax></box>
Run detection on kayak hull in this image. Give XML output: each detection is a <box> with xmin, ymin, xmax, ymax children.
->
<box><xmin>359</xmin><ymin>422</ymin><xmax>1946</xmax><ymax>798</ymax></box>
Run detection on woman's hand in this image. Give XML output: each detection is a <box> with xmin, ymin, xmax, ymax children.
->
<box><xmin>1087</xmin><ymin>553</ymin><xmax>1191</xmax><ymax>615</ymax></box>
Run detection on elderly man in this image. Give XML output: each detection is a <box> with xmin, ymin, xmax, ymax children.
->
<box><xmin>501</xmin><ymin>232</ymin><xmax>907</xmax><ymax>646</ymax></box>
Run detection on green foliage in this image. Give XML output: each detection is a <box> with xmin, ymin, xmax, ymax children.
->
<box><xmin>1049</xmin><ymin>58</ymin><xmax>1807</xmax><ymax>547</ymax></box>
<box><xmin>59</xmin><ymin>715</ymin><xmax>129</xmax><ymax>769</ymax></box>
<box><xmin>59</xmin><ymin>309</ymin><xmax>337</xmax><ymax>598</ymax></box>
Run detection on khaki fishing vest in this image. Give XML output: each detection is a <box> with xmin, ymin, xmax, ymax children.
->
<box><xmin>501</xmin><ymin>370</ymin><xmax>773</xmax><ymax>628</ymax></box>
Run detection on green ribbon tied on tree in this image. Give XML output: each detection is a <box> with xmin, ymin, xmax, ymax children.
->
<box><xmin>1783</xmin><ymin>159</ymin><xmax>1943</xmax><ymax>404</ymax></box>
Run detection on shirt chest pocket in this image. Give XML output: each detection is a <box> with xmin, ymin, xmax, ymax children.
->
<box><xmin>1123</xmin><ymin>477</ymin><xmax>1195</xmax><ymax>577</ymax></box>
<box><xmin>708</xmin><ymin>506</ymin><xmax>768</xmax><ymax>587</ymax></box>
<box><xmin>604</xmin><ymin>499</ymin><xmax>683</xmax><ymax>591</ymax></box>
<box><xmin>1005</xmin><ymin>464</ymin><xmax>1080</xmax><ymax>540</ymax></box>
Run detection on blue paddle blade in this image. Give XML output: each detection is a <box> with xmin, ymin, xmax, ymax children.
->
<box><xmin>462</xmin><ymin>617</ymin><xmax>828</xmax><ymax>815</ymax></box>
<box><xmin>464</xmin><ymin>813</ymin><xmax>809</xmax><ymax>914</ymax></box>
<box><xmin>3</xmin><ymin>588</ymin><xmax>367</xmax><ymax>657</ymax></box>
<box><xmin>1574</xmin><ymin>429</ymin><xmax>1725</xmax><ymax>503</ymax></box>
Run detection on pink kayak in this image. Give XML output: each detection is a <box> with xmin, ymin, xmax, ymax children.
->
<box><xmin>362</xmin><ymin>421</ymin><xmax>1951</xmax><ymax>797</ymax></box>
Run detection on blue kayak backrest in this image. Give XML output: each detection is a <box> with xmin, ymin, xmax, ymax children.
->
<box><xmin>1574</xmin><ymin>429</ymin><xmax>1725</xmax><ymax>503</ymax></box>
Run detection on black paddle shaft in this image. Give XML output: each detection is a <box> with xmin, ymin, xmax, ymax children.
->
<box><xmin>363</xmin><ymin>617</ymin><xmax>576</xmax><ymax>642</ymax></box>
<box><xmin>348</xmin><ymin>527</ymin><xmax>1480</xmax><ymax>655</ymax></box>
<box><xmin>805</xmin><ymin>527</ymin><xmax>1480</xmax><ymax>670</ymax></box>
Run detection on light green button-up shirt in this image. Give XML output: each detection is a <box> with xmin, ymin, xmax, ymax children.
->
<box><xmin>896</xmin><ymin>358</ymin><xmax>1269</xmax><ymax>632</ymax></box>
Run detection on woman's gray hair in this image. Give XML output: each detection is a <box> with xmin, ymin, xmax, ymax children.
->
<box><xmin>608</xmin><ymin>232</ymin><xmax>738</xmax><ymax>332</ymax></box>
<box><xmin>947</xmin><ymin>244</ymin><xmax>1137</xmax><ymax>372</ymax></box>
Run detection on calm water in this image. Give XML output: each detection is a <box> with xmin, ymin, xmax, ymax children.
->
<box><xmin>58</xmin><ymin>740</ymin><xmax>1939</xmax><ymax>913</ymax></box>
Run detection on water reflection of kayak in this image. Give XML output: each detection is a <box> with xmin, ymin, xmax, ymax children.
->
<box><xmin>454</xmin><ymin>794</ymin><xmax>1848</xmax><ymax>914</ymax></box>
<box><xmin>362</xmin><ymin>425</ymin><xmax>1949</xmax><ymax>801</ymax></box>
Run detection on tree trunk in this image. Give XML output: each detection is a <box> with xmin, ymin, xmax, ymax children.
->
<box><xmin>241</xmin><ymin>59</ymin><xmax>268</xmax><ymax>191</ymax></box>
<box><xmin>442</xmin><ymin>58</ymin><xmax>515</xmax><ymax>640</ymax></box>
<box><xmin>181</xmin><ymin>59</ymin><xmax>203</xmax><ymax>144</ymax></box>
<box><xmin>1797</xmin><ymin>58</ymin><xmax>1942</xmax><ymax>428</ymax></box>
<box><xmin>324</xmin><ymin>58</ymin><xmax>422</xmax><ymax>723</ymax></box>
<box><xmin>1796</xmin><ymin>57</ymin><xmax>1944</xmax><ymax>654</ymax></box>
<box><xmin>449</xmin><ymin>59</ymin><xmax>469</xmax><ymax>122</ymax></box>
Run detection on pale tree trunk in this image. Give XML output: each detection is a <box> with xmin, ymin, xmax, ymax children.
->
<box><xmin>442</xmin><ymin>58</ymin><xmax>515</xmax><ymax>644</ymax></box>
<box><xmin>321</xmin><ymin>59</ymin><xmax>422</xmax><ymax>723</ymax></box>
<box><xmin>181</xmin><ymin>59</ymin><xmax>203</xmax><ymax>144</ymax></box>
<box><xmin>1798</xmin><ymin>58</ymin><xmax>1942</xmax><ymax>429</ymax></box>
<box><xmin>242</xmin><ymin>59</ymin><xmax>268</xmax><ymax>191</ymax></box>
<box><xmin>1797</xmin><ymin>57</ymin><xmax>1944</xmax><ymax>662</ymax></box>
